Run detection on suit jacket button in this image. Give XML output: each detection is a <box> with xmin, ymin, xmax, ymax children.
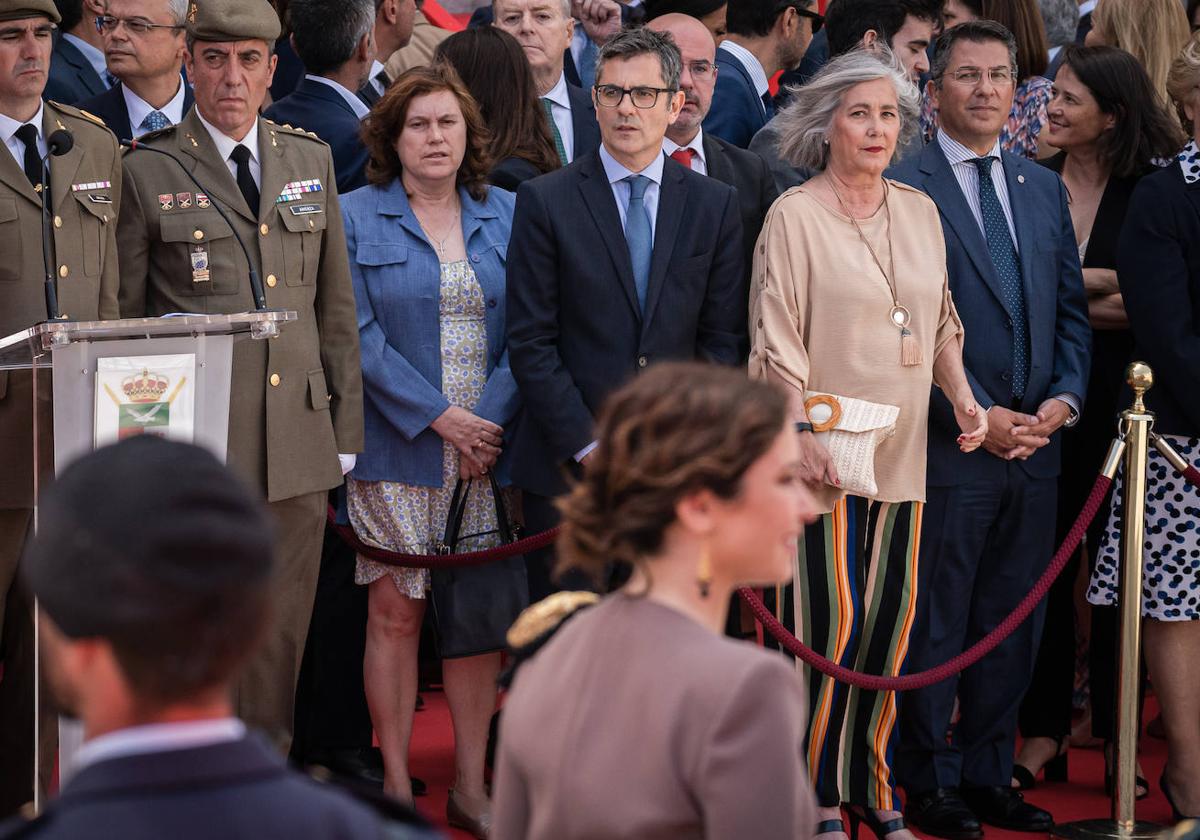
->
<box><xmin>266</xmin><ymin>274</ymin><xmax>277</xmax><ymax>288</ymax></box>
<box><xmin>53</xmin><ymin>216</ymin><xmax>61</xmax><ymax>228</ymax></box>
<box><xmin>637</xmin><ymin>355</ymin><xmax>648</xmax><ymax>368</ymax></box>
<box><xmin>1001</xmin><ymin>371</ymin><xmax>1012</xmax><ymax>382</ymax></box>
<box><xmin>471</xmin><ymin>254</ymin><xmax>480</xmax><ymax>263</ymax></box>
<box><xmin>487</xmin><ymin>298</ymin><xmax>496</xmax><ymax>308</ymax></box>
<box><xmin>193</xmin><ymin>230</ymin><xmax>204</xmax><ymax>240</ymax></box>
<box><xmin>269</xmin><ymin>373</ymin><xmax>281</xmax><ymax>387</ymax></box>
<box><xmin>260</xmin><ymin>224</ymin><xmax>270</xmax><ymax>236</ymax></box>
<box><xmin>58</xmin><ymin>264</ymin><xmax>68</xmax><ymax>278</ymax></box>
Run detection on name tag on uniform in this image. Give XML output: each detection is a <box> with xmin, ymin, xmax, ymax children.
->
<box><xmin>190</xmin><ymin>245</ymin><xmax>210</xmax><ymax>284</ymax></box>
<box><xmin>289</xmin><ymin>204</ymin><xmax>323</xmax><ymax>216</ymax></box>
<box><xmin>88</xmin><ymin>194</ymin><xmax>112</xmax><ymax>204</ymax></box>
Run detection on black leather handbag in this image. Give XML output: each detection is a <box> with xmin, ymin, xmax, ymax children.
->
<box><xmin>429</xmin><ymin>473</ymin><xmax>529</xmax><ymax>659</ymax></box>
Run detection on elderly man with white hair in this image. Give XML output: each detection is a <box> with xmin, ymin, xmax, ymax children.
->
<box><xmin>76</xmin><ymin>0</ymin><xmax>193</xmax><ymax>140</ymax></box>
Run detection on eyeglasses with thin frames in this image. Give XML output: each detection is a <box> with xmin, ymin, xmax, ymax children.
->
<box><xmin>95</xmin><ymin>15</ymin><xmax>185</xmax><ymax>36</ymax></box>
<box><xmin>946</xmin><ymin>67</ymin><xmax>1015</xmax><ymax>86</ymax></box>
<box><xmin>685</xmin><ymin>60</ymin><xmax>717</xmax><ymax>81</ymax></box>
<box><xmin>593</xmin><ymin>84</ymin><xmax>677</xmax><ymax>109</ymax></box>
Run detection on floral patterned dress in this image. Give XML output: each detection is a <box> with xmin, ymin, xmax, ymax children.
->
<box><xmin>920</xmin><ymin>76</ymin><xmax>1053</xmax><ymax>159</ymax></box>
<box><xmin>347</xmin><ymin>260</ymin><xmax>505</xmax><ymax>599</ymax></box>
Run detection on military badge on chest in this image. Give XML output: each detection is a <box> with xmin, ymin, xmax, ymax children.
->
<box><xmin>190</xmin><ymin>244</ymin><xmax>209</xmax><ymax>284</ymax></box>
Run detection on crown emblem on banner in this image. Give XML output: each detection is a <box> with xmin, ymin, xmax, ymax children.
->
<box><xmin>121</xmin><ymin>369</ymin><xmax>169</xmax><ymax>403</ymax></box>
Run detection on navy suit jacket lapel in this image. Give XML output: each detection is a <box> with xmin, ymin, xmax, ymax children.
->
<box><xmin>577</xmin><ymin>152</ymin><xmax>641</xmax><ymax>318</ymax></box>
<box><xmin>1001</xmin><ymin>151</ymin><xmax>1038</xmax><ymax>326</ymax></box>
<box><xmin>114</xmin><ymin>85</ymin><xmax>133</xmax><ymax>141</ymax></box>
<box><xmin>717</xmin><ymin>51</ymin><xmax>765</xmax><ymax>121</ymax></box>
<box><xmin>919</xmin><ymin>139</ymin><xmax>1014</xmax><ymax>318</ymax></box>
<box><xmin>296</xmin><ymin>77</ymin><xmax>359</xmax><ymax>120</ymax></box>
<box><xmin>641</xmin><ymin>158</ymin><xmax>685</xmax><ymax>333</ymax></box>
<box><xmin>701</xmin><ymin>133</ymin><xmax>732</xmax><ymax>183</ymax></box>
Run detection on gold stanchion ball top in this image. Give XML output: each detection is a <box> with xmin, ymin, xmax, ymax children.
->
<box><xmin>1126</xmin><ymin>361</ymin><xmax>1154</xmax><ymax>395</ymax></box>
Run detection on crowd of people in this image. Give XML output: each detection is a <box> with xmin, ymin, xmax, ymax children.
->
<box><xmin>0</xmin><ymin>0</ymin><xmax>1199</xmax><ymax>837</ymax></box>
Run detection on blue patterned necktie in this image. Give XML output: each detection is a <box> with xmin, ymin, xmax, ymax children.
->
<box><xmin>139</xmin><ymin>110</ymin><xmax>170</xmax><ymax>134</ymax></box>
<box><xmin>624</xmin><ymin>175</ymin><xmax>652</xmax><ymax>312</ymax></box>
<box><xmin>972</xmin><ymin>156</ymin><xmax>1029</xmax><ymax>399</ymax></box>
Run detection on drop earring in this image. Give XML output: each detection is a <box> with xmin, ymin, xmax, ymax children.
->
<box><xmin>696</xmin><ymin>543</ymin><xmax>712</xmax><ymax>599</ymax></box>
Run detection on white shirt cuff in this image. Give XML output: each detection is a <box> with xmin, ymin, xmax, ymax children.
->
<box><xmin>574</xmin><ymin>441</ymin><xmax>599</xmax><ymax>463</ymax></box>
<box><xmin>338</xmin><ymin>453</ymin><xmax>357</xmax><ymax>475</ymax></box>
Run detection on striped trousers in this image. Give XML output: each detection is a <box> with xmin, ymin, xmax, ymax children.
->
<box><xmin>795</xmin><ymin>496</ymin><xmax>923</xmax><ymax>810</ymax></box>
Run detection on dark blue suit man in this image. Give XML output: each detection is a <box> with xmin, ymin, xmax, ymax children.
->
<box><xmin>506</xmin><ymin>28</ymin><xmax>744</xmax><ymax>599</ymax></box>
<box><xmin>265</xmin><ymin>77</ymin><xmax>370</xmax><ymax>195</ymax></box>
<box><xmin>45</xmin><ymin>29</ymin><xmax>108</xmax><ymax>105</ymax></box>
<box><xmin>889</xmin><ymin>22</ymin><xmax>1090</xmax><ymax>838</ymax></box>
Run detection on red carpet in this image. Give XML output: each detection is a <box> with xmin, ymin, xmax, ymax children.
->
<box><xmin>409</xmin><ymin>691</ymin><xmax>1176</xmax><ymax>838</ymax></box>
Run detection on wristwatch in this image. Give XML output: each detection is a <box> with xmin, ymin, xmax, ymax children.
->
<box><xmin>794</xmin><ymin>421</ymin><xmax>814</xmax><ymax>434</ymax></box>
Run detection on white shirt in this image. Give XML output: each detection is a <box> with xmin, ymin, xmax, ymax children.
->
<box><xmin>123</xmin><ymin>79</ymin><xmax>187</xmax><ymax>137</ymax></box>
<box><xmin>662</xmin><ymin>129</ymin><xmax>707</xmax><ymax>175</ymax></box>
<box><xmin>368</xmin><ymin>59</ymin><xmax>387</xmax><ymax>95</ymax></box>
<box><xmin>1047</xmin><ymin>45</ymin><xmax>1062</xmax><ymax>65</ymax></box>
<box><xmin>72</xmin><ymin>719</ymin><xmax>246</xmax><ymax>774</ymax></box>
<box><xmin>62</xmin><ymin>32</ymin><xmax>111</xmax><ymax>88</ymax></box>
<box><xmin>307</xmin><ymin>74</ymin><xmax>371</xmax><ymax>121</ymax></box>
<box><xmin>936</xmin><ymin>130</ymin><xmax>1017</xmax><ymax>247</ymax></box>
<box><xmin>0</xmin><ymin>103</ymin><xmax>46</xmax><ymax>169</ymax></box>
<box><xmin>542</xmin><ymin>72</ymin><xmax>575</xmax><ymax>163</ymax></box>
<box><xmin>1078</xmin><ymin>0</ymin><xmax>1097</xmax><ymax>17</ymax></box>
<box><xmin>196</xmin><ymin>109</ymin><xmax>262</xmax><ymax>189</ymax></box>
<box><xmin>718</xmin><ymin>40</ymin><xmax>769</xmax><ymax>99</ymax></box>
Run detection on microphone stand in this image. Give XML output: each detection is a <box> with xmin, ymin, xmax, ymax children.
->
<box><xmin>39</xmin><ymin>153</ymin><xmax>61</xmax><ymax>321</ymax></box>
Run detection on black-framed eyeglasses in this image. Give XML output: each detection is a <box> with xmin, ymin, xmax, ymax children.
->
<box><xmin>95</xmin><ymin>15</ymin><xmax>185</xmax><ymax>35</ymax></box>
<box><xmin>776</xmin><ymin>1</ymin><xmax>824</xmax><ymax>33</ymax></box>
<box><xmin>593</xmin><ymin>84</ymin><xmax>677</xmax><ymax>109</ymax></box>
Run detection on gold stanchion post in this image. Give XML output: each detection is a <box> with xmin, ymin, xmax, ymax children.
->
<box><xmin>1054</xmin><ymin>362</ymin><xmax>1161</xmax><ymax>840</ymax></box>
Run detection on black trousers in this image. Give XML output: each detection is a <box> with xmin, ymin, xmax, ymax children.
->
<box><xmin>523</xmin><ymin>491</ymin><xmax>610</xmax><ymax>601</ymax></box>
<box><xmin>290</xmin><ymin>490</ymin><xmax>373</xmax><ymax>761</ymax></box>
<box><xmin>896</xmin><ymin>465</ymin><xmax>1057</xmax><ymax>792</ymax></box>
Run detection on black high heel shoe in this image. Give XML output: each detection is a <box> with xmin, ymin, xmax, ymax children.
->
<box><xmin>816</xmin><ymin>816</ymin><xmax>848</xmax><ymax>839</ymax></box>
<box><xmin>1012</xmin><ymin>735</ymin><xmax>1068</xmax><ymax>791</ymax></box>
<box><xmin>1103</xmin><ymin>741</ymin><xmax>1149</xmax><ymax>801</ymax></box>
<box><xmin>1161</xmin><ymin>772</ymin><xmax>1200</xmax><ymax>822</ymax></box>
<box><xmin>846</xmin><ymin>805</ymin><xmax>907</xmax><ymax>840</ymax></box>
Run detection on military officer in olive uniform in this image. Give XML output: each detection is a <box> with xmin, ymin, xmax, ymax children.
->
<box><xmin>0</xmin><ymin>0</ymin><xmax>121</xmax><ymax>817</ymax></box>
<box><xmin>116</xmin><ymin>0</ymin><xmax>364</xmax><ymax>753</ymax></box>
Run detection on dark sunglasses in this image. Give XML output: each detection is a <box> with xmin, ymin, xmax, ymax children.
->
<box><xmin>777</xmin><ymin>1</ymin><xmax>824</xmax><ymax>33</ymax></box>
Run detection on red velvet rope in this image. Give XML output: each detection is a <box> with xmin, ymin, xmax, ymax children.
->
<box><xmin>326</xmin><ymin>505</ymin><xmax>560</xmax><ymax>568</ymax></box>
<box><xmin>738</xmin><ymin>472</ymin><xmax>1114</xmax><ymax>691</ymax></box>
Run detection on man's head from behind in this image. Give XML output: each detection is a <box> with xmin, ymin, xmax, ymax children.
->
<box><xmin>288</xmin><ymin>0</ymin><xmax>375</xmax><ymax>85</ymax></box>
<box><xmin>24</xmin><ymin>437</ymin><xmax>275</xmax><ymax>731</ymax></box>
<box><xmin>101</xmin><ymin>0</ymin><xmax>187</xmax><ymax>87</ymax></box>
<box><xmin>725</xmin><ymin>0</ymin><xmax>819</xmax><ymax>73</ymax></box>
<box><xmin>646</xmin><ymin>13</ymin><xmax>716</xmax><ymax>143</ymax></box>
<box><xmin>593</xmin><ymin>26</ymin><xmax>684</xmax><ymax>169</ymax></box>
<box><xmin>825</xmin><ymin>0</ymin><xmax>941</xmax><ymax>82</ymax></box>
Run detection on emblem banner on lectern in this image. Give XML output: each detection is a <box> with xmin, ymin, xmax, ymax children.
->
<box><xmin>94</xmin><ymin>353</ymin><xmax>196</xmax><ymax>447</ymax></box>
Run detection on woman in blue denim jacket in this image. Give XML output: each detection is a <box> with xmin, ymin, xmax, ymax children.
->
<box><xmin>340</xmin><ymin>65</ymin><xmax>520</xmax><ymax>836</ymax></box>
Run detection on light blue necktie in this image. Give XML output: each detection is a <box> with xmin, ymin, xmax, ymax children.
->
<box><xmin>624</xmin><ymin>175</ymin><xmax>652</xmax><ymax>311</ymax></box>
<box><xmin>139</xmin><ymin>110</ymin><xmax>170</xmax><ymax>134</ymax></box>
<box><xmin>972</xmin><ymin>157</ymin><xmax>1029</xmax><ymax>399</ymax></box>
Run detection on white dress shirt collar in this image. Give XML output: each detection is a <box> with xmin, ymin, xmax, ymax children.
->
<box><xmin>936</xmin><ymin>130</ymin><xmax>1002</xmax><ymax>166</ymax></box>
<box><xmin>1078</xmin><ymin>0</ymin><xmax>1097</xmax><ymax>16</ymax></box>
<box><xmin>718</xmin><ymin>40</ymin><xmax>769</xmax><ymax>97</ymax></box>
<box><xmin>543</xmin><ymin>71</ymin><xmax>572</xmax><ymax>110</ymax></box>
<box><xmin>72</xmin><ymin>718</ymin><xmax>247</xmax><ymax>775</ymax></box>
<box><xmin>0</xmin><ymin>102</ymin><xmax>46</xmax><ymax>168</ymax></box>
<box><xmin>123</xmin><ymin>78</ymin><xmax>187</xmax><ymax>137</ymax></box>
<box><xmin>662</xmin><ymin>129</ymin><xmax>707</xmax><ymax>172</ymax></box>
<box><xmin>307</xmin><ymin>74</ymin><xmax>371</xmax><ymax>120</ymax></box>
<box><xmin>196</xmin><ymin>108</ymin><xmax>260</xmax><ymax>164</ymax></box>
<box><xmin>62</xmin><ymin>32</ymin><xmax>110</xmax><ymax>87</ymax></box>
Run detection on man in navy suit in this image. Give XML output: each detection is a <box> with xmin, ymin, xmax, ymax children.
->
<box><xmin>493</xmin><ymin>0</ymin><xmax>602</xmax><ymax>165</ymax></box>
<box><xmin>358</xmin><ymin>0</ymin><xmax>417</xmax><ymax>107</ymax></box>
<box><xmin>264</xmin><ymin>0</ymin><xmax>375</xmax><ymax>195</ymax></box>
<box><xmin>75</xmin><ymin>0</ymin><xmax>192</xmax><ymax>141</ymax></box>
<box><xmin>647</xmin><ymin>12</ymin><xmax>776</xmax><ymax>359</ymax></box>
<box><xmin>889</xmin><ymin>21</ymin><xmax>1090</xmax><ymax>838</ymax></box>
<box><xmin>45</xmin><ymin>0</ymin><xmax>108</xmax><ymax>104</ymax></box>
<box><xmin>0</xmin><ymin>437</ymin><xmax>434</xmax><ymax>840</ymax></box>
<box><xmin>507</xmin><ymin>27</ymin><xmax>743</xmax><ymax>599</ymax></box>
<box><xmin>701</xmin><ymin>0</ymin><xmax>818</xmax><ymax>148</ymax></box>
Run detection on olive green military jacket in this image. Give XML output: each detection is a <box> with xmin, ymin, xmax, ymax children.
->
<box><xmin>117</xmin><ymin>107</ymin><xmax>363</xmax><ymax>502</ymax></box>
<box><xmin>0</xmin><ymin>101</ymin><xmax>121</xmax><ymax>509</ymax></box>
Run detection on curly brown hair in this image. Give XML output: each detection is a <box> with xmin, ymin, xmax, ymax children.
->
<box><xmin>361</xmin><ymin>64</ymin><xmax>493</xmax><ymax>200</ymax></box>
<box><xmin>556</xmin><ymin>363</ymin><xmax>788</xmax><ymax>586</ymax></box>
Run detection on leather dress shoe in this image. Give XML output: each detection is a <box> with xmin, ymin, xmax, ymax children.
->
<box><xmin>306</xmin><ymin>747</ymin><xmax>427</xmax><ymax>796</ymax></box>
<box><xmin>962</xmin><ymin>785</ymin><xmax>1053</xmax><ymax>832</ymax></box>
<box><xmin>905</xmin><ymin>788</ymin><xmax>983</xmax><ymax>840</ymax></box>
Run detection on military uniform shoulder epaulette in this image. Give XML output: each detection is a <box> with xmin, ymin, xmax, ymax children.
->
<box><xmin>46</xmin><ymin>100</ymin><xmax>107</xmax><ymax>130</ymax></box>
<box><xmin>137</xmin><ymin>124</ymin><xmax>178</xmax><ymax>144</ymax></box>
<box><xmin>263</xmin><ymin>119</ymin><xmax>326</xmax><ymax>144</ymax></box>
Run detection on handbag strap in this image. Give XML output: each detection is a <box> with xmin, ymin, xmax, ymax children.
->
<box><xmin>440</xmin><ymin>473</ymin><xmax>518</xmax><ymax>553</ymax></box>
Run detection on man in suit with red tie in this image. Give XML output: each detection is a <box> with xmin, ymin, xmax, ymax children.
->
<box><xmin>506</xmin><ymin>26</ymin><xmax>744</xmax><ymax>599</ymax></box>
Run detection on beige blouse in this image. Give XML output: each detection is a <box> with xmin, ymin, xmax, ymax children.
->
<box><xmin>749</xmin><ymin>179</ymin><xmax>964</xmax><ymax>511</ymax></box>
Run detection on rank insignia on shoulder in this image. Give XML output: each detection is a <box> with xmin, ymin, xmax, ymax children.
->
<box><xmin>176</xmin><ymin>192</ymin><xmax>192</xmax><ymax>209</ymax></box>
<box><xmin>159</xmin><ymin>194</ymin><xmax>174</xmax><ymax>211</ymax></box>
<box><xmin>196</xmin><ymin>193</ymin><xmax>210</xmax><ymax>208</ymax></box>
<box><xmin>72</xmin><ymin>181</ymin><xmax>112</xmax><ymax>192</ymax></box>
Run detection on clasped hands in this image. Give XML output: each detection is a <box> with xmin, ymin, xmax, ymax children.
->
<box><xmin>983</xmin><ymin>399</ymin><xmax>1071</xmax><ymax>461</ymax></box>
<box><xmin>431</xmin><ymin>405</ymin><xmax>503</xmax><ymax>482</ymax></box>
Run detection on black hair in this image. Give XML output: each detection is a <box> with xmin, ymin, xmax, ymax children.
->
<box><xmin>826</xmin><ymin>0</ymin><xmax>942</xmax><ymax>56</ymax></box>
<box><xmin>287</xmin><ymin>0</ymin><xmax>376</xmax><ymax>75</ymax></box>
<box><xmin>726</xmin><ymin>0</ymin><xmax>813</xmax><ymax>38</ymax></box>
<box><xmin>53</xmin><ymin>0</ymin><xmax>83</xmax><ymax>31</ymax></box>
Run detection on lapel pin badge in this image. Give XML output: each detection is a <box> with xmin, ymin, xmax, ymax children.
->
<box><xmin>1017</xmin><ymin>174</ymin><xmax>1025</xmax><ymax>184</ymax></box>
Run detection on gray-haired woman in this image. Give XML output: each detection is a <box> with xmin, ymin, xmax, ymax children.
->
<box><xmin>749</xmin><ymin>49</ymin><xmax>986</xmax><ymax>840</ymax></box>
